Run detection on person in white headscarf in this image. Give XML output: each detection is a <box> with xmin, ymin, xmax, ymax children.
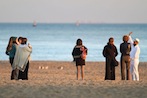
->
<box><xmin>128</xmin><ymin>32</ymin><xmax>140</xmax><ymax>81</ymax></box>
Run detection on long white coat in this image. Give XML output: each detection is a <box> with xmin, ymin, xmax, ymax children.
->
<box><xmin>12</xmin><ymin>44</ymin><xmax>32</xmax><ymax>71</ymax></box>
<box><xmin>128</xmin><ymin>36</ymin><xmax>140</xmax><ymax>81</ymax></box>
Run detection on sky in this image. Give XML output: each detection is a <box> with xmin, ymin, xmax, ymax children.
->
<box><xmin>0</xmin><ymin>0</ymin><xmax>147</xmax><ymax>23</ymax></box>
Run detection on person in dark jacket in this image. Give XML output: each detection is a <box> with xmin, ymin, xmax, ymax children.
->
<box><xmin>72</xmin><ymin>39</ymin><xmax>88</xmax><ymax>80</ymax></box>
<box><xmin>120</xmin><ymin>35</ymin><xmax>131</xmax><ymax>80</ymax></box>
<box><xmin>103</xmin><ymin>37</ymin><xmax>118</xmax><ymax>80</ymax></box>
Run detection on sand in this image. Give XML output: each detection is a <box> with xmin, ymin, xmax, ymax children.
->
<box><xmin>0</xmin><ymin>61</ymin><xmax>147</xmax><ymax>98</ymax></box>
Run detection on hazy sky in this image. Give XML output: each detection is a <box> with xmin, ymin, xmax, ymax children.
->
<box><xmin>0</xmin><ymin>0</ymin><xmax>147</xmax><ymax>23</ymax></box>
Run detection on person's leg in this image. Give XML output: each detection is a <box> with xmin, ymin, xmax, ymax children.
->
<box><xmin>126</xmin><ymin>56</ymin><xmax>131</xmax><ymax>80</ymax></box>
<box><xmin>25</xmin><ymin>61</ymin><xmax>29</xmax><ymax>80</ymax></box>
<box><xmin>131</xmin><ymin>60</ymin><xmax>136</xmax><ymax>80</ymax></box>
<box><xmin>105</xmin><ymin>58</ymin><xmax>111</xmax><ymax>80</ymax></box>
<box><xmin>126</xmin><ymin>63</ymin><xmax>131</xmax><ymax>80</ymax></box>
<box><xmin>11</xmin><ymin>70</ymin><xmax>15</xmax><ymax>80</ymax></box>
<box><xmin>81</xmin><ymin>66</ymin><xmax>85</xmax><ymax>80</ymax></box>
<box><xmin>9</xmin><ymin>58</ymin><xmax>14</xmax><ymax>80</ymax></box>
<box><xmin>121</xmin><ymin>56</ymin><xmax>125</xmax><ymax>80</ymax></box>
<box><xmin>130</xmin><ymin>62</ymin><xmax>133</xmax><ymax>80</ymax></box>
<box><xmin>76</xmin><ymin>66</ymin><xmax>81</xmax><ymax>80</ymax></box>
<box><xmin>111</xmin><ymin>65</ymin><xmax>115</xmax><ymax>80</ymax></box>
<box><xmin>133</xmin><ymin>60</ymin><xmax>139</xmax><ymax>81</ymax></box>
<box><xmin>14</xmin><ymin>68</ymin><xmax>19</xmax><ymax>80</ymax></box>
<box><xmin>18</xmin><ymin>70</ymin><xmax>23</xmax><ymax>79</ymax></box>
<box><xmin>130</xmin><ymin>61</ymin><xmax>133</xmax><ymax>77</ymax></box>
<box><xmin>22</xmin><ymin>61</ymin><xmax>29</xmax><ymax>80</ymax></box>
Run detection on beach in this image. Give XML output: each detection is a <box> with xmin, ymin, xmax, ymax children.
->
<box><xmin>0</xmin><ymin>61</ymin><xmax>147</xmax><ymax>98</ymax></box>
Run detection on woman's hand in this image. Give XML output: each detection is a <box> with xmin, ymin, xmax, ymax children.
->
<box><xmin>28</xmin><ymin>43</ymin><xmax>32</xmax><ymax>48</ymax></box>
<box><xmin>128</xmin><ymin>32</ymin><xmax>133</xmax><ymax>36</ymax></box>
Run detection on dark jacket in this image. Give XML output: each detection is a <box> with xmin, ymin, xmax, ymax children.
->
<box><xmin>120</xmin><ymin>42</ymin><xmax>131</xmax><ymax>56</ymax></box>
<box><xmin>103</xmin><ymin>43</ymin><xmax>118</xmax><ymax>59</ymax></box>
<box><xmin>72</xmin><ymin>45</ymin><xmax>88</xmax><ymax>66</ymax></box>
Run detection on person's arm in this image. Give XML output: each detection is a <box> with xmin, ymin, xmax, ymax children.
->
<box><xmin>84</xmin><ymin>46</ymin><xmax>88</xmax><ymax>55</ymax></box>
<box><xmin>5</xmin><ymin>50</ymin><xmax>10</xmax><ymax>55</ymax></box>
<box><xmin>128</xmin><ymin>32</ymin><xmax>134</xmax><ymax>46</ymax></box>
<box><xmin>72</xmin><ymin>47</ymin><xmax>75</xmax><ymax>56</ymax></box>
<box><xmin>25</xmin><ymin>45</ymin><xmax>32</xmax><ymax>53</ymax></box>
<box><xmin>115</xmin><ymin>46</ymin><xmax>118</xmax><ymax>57</ymax></box>
<box><xmin>102</xmin><ymin>46</ymin><xmax>107</xmax><ymax>57</ymax></box>
<box><xmin>120</xmin><ymin>44</ymin><xmax>123</xmax><ymax>54</ymax></box>
<box><xmin>28</xmin><ymin>43</ymin><xmax>32</xmax><ymax>48</ymax></box>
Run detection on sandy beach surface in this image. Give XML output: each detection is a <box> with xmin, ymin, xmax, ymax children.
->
<box><xmin>0</xmin><ymin>61</ymin><xmax>147</xmax><ymax>98</ymax></box>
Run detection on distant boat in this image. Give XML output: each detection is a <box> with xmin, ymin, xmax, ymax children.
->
<box><xmin>33</xmin><ymin>21</ymin><xmax>37</xmax><ymax>27</ymax></box>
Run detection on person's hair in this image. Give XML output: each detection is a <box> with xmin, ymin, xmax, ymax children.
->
<box><xmin>123</xmin><ymin>35</ymin><xmax>129</xmax><ymax>42</ymax></box>
<box><xmin>109</xmin><ymin>37</ymin><xmax>114</xmax><ymax>42</ymax></box>
<box><xmin>21</xmin><ymin>38</ymin><xmax>27</xmax><ymax>45</ymax></box>
<box><xmin>18</xmin><ymin>37</ymin><xmax>23</xmax><ymax>42</ymax></box>
<box><xmin>76</xmin><ymin>38</ymin><xmax>82</xmax><ymax>45</ymax></box>
<box><xmin>6</xmin><ymin>36</ymin><xmax>17</xmax><ymax>51</ymax></box>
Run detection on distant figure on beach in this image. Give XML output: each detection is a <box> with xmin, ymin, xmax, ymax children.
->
<box><xmin>72</xmin><ymin>39</ymin><xmax>88</xmax><ymax>80</ymax></box>
<box><xmin>128</xmin><ymin>32</ymin><xmax>140</xmax><ymax>81</ymax></box>
<box><xmin>120</xmin><ymin>35</ymin><xmax>131</xmax><ymax>80</ymax></box>
<box><xmin>103</xmin><ymin>37</ymin><xmax>118</xmax><ymax>80</ymax></box>
<box><xmin>5</xmin><ymin>37</ymin><xmax>19</xmax><ymax>80</ymax></box>
<box><xmin>12</xmin><ymin>37</ymin><xmax>32</xmax><ymax>80</ymax></box>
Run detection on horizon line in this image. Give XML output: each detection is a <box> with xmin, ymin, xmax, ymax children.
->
<box><xmin>0</xmin><ymin>22</ymin><xmax>147</xmax><ymax>24</ymax></box>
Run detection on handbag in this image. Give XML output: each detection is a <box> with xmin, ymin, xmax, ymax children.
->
<box><xmin>112</xmin><ymin>58</ymin><xmax>119</xmax><ymax>67</ymax></box>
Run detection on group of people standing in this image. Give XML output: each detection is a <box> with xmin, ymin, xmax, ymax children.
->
<box><xmin>72</xmin><ymin>32</ymin><xmax>140</xmax><ymax>81</ymax></box>
<box><xmin>6</xmin><ymin>36</ymin><xmax>32</xmax><ymax>80</ymax></box>
<box><xmin>5</xmin><ymin>32</ymin><xmax>140</xmax><ymax>81</ymax></box>
<box><xmin>103</xmin><ymin>32</ymin><xmax>140</xmax><ymax>81</ymax></box>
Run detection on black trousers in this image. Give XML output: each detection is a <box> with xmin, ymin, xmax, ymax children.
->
<box><xmin>18</xmin><ymin>61</ymin><xmax>29</xmax><ymax>80</ymax></box>
<box><xmin>9</xmin><ymin>58</ymin><xmax>16</xmax><ymax>80</ymax></box>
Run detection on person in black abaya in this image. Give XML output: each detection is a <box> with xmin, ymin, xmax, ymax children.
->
<box><xmin>103</xmin><ymin>37</ymin><xmax>118</xmax><ymax>80</ymax></box>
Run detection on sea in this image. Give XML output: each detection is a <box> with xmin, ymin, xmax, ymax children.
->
<box><xmin>0</xmin><ymin>23</ymin><xmax>147</xmax><ymax>62</ymax></box>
